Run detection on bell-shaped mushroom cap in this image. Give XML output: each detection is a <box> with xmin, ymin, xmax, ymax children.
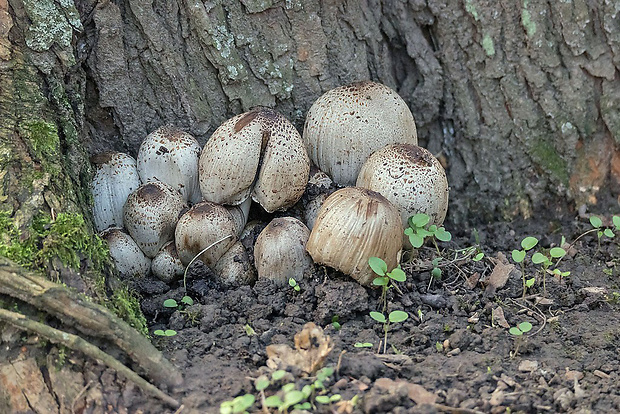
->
<box><xmin>174</xmin><ymin>201</ymin><xmax>237</xmax><ymax>267</ymax></box>
<box><xmin>100</xmin><ymin>227</ymin><xmax>151</xmax><ymax>279</ymax></box>
<box><xmin>254</xmin><ymin>217</ymin><xmax>313</xmax><ymax>286</ymax></box>
<box><xmin>306</xmin><ymin>187</ymin><xmax>402</xmax><ymax>286</ymax></box>
<box><xmin>123</xmin><ymin>181</ymin><xmax>187</xmax><ymax>258</ymax></box>
<box><xmin>137</xmin><ymin>125</ymin><xmax>202</xmax><ymax>204</ymax></box>
<box><xmin>151</xmin><ymin>241</ymin><xmax>185</xmax><ymax>283</ymax></box>
<box><xmin>357</xmin><ymin>144</ymin><xmax>449</xmax><ymax>229</ymax></box>
<box><xmin>213</xmin><ymin>241</ymin><xmax>256</xmax><ymax>286</ymax></box>
<box><xmin>199</xmin><ymin>108</ymin><xmax>310</xmax><ymax>212</ymax></box>
<box><xmin>91</xmin><ymin>152</ymin><xmax>141</xmax><ymax>232</ymax></box>
<box><xmin>303</xmin><ymin>81</ymin><xmax>417</xmax><ymax>186</ymax></box>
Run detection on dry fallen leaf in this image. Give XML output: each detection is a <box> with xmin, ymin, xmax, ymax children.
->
<box><xmin>266</xmin><ymin>322</ymin><xmax>333</xmax><ymax>375</ymax></box>
<box><xmin>485</xmin><ymin>252</ymin><xmax>515</xmax><ymax>295</ymax></box>
<box><xmin>373</xmin><ymin>378</ymin><xmax>437</xmax><ymax>405</ymax></box>
<box><xmin>492</xmin><ymin>306</ymin><xmax>510</xmax><ymax>329</ymax></box>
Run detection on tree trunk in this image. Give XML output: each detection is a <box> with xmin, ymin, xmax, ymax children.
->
<box><xmin>1</xmin><ymin>0</ymin><xmax>619</xmax><ymax>411</ymax></box>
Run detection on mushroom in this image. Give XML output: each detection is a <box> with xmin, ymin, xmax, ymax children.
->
<box><xmin>254</xmin><ymin>217</ymin><xmax>313</xmax><ymax>286</ymax></box>
<box><xmin>151</xmin><ymin>241</ymin><xmax>185</xmax><ymax>283</ymax></box>
<box><xmin>123</xmin><ymin>181</ymin><xmax>187</xmax><ymax>258</ymax></box>
<box><xmin>226</xmin><ymin>196</ymin><xmax>252</xmax><ymax>236</ymax></box>
<box><xmin>356</xmin><ymin>144</ymin><xmax>449</xmax><ymax>229</ymax></box>
<box><xmin>91</xmin><ymin>152</ymin><xmax>141</xmax><ymax>232</ymax></box>
<box><xmin>137</xmin><ymin>125</ymin><xmax>202</xmax><ymax>204</ymax></box>
<box><xmin>212</xmin><ymin>241</ymin><xmax>256</xmax><ymax>286</ymax></box>
<box><xmin>306</xmin><ymin>187</ymin><xmax>402</xmax><ymax>286</ymax></box>
<box><xmin>304</xmin><ymin>192</ymin><xmax>327</xmax><ymax>230</ymax></box>
<box><xmin>199</xmin><ymin>108</ymin><xmax>310</xmax><ymax>213</ymax></box>
<box><xmin>174</xmin><ymin>201</ymin><xmax>237</xmax><ymax>268</ymax></box>
<box><xmin>100</xmin><ymin>227</ymin><xmax>151</xmax><ymax>279</ymax></box>
<box><xmin>303</xmin><ymin>81</ymin><xmax>418</xmax><ymax>186</ymax></box>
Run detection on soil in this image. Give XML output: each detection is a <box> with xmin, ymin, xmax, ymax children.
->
<box><xmin>114</xmin><ymin>197</ymin><xmax>620</xmax><ymax>414</ymax></box>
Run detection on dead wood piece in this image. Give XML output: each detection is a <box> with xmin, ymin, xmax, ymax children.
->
<box><xmin>0</xmin><ymin>308</ymin><xmax>180</xmax><ymax>408</ymax></box>
<box><xmin>0</xmin><ymin>258</ymin><xmax>182</xmax><ymax>388</ymax></box>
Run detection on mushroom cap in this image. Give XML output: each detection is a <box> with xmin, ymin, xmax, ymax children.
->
<box><xmin>151</xmin><ymin>241</ymin><xmax>185</xmax><ymax>283</ymax></box>
<box><xmin>123</xmin><ymin>181</ymin><xmax>187</xmax><ymax>258</ymax></box>
<box><xmin>254</xmin><ymin>217</ymin><xmax>313</xmax><ymax>286</ymax></box>
<box><xmin>174</xmin><ymin>201</ymin><xmax>237</xmax><ymax>267</ymax></box>
<box><xmin>137</xmin><ymin>125</ymin><xmax>202</xmax><ymax>203</ymax></box>
<box><xmin>212</xmin><ymin>241</ymin><xmax>256</xmax><ymax>286</ymax></box>
<box><xmin>304</xmin><ymin>192</ymin><xmax>328</xmax><ymax>230</ymax></box>
<box><xmin>356</xmin><ymin>144</ymin><xmax>449</xmax><ymax>229</ymax></box>
<box><xmin>91</xmin><ymin>152</ymin><xmax>141</xmax><ymax>232</ymax></box>
<box><xmin>306</xmin><ymin>187</ymin><xmax>402</xmax><ymax>286</ymax></box>
<box><xmin>199</xmin><ymin>108</ymin><xmax>310</xmax><ymax>212</ymax></box>
<box><xmin>303</xmin><ymin>81</ymin><xmax>418</xmax><ymax>186</ymax></box>
<box><xmin>100</xmin><ymin>227</ymin><xmax>151</xmax><ymax>279</ymax></box>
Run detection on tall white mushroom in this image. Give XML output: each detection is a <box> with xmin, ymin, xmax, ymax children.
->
<box><xmin>306</xmin><ymin>187</ymin><xmax>402</xmax><ymax>286</ymax></box>
<box><xmin>91</xmin><ymin>152</ymin><xmax>141</xmax><ymax>232</ymax></box>
<box><xmin>137</xmin><ymin>125</ymin><xmax>202</xmax><ymax>204</ymax></box>
<box><xmin>199</xmin><ymin>108</ymin><xmax>310</xmax><ymax>213</ymax></box>
<box><xmin>303</xmin><ymin>81</ymin><xmax>418</xmax><ymax>186</ymax></box>
<box><xmin>357</xmin><ymin>144</ymin><xmax>449</xmax><ymax>229</ymax></box>
<box><xmin>100</xmin><ymin>227</ymin><xmax>151</xmax><ymax>279</ymax></box>
<box><xmin>123</xmin><ymin>181</ymin><xmax>186</xmax><ymax>258</ymax></box>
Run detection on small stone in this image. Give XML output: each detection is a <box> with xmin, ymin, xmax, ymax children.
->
<box><xmin>593</xmin><ymin>370</ymin><xmax>610</xmax><ymax>379</ymax></box>
<box><xmin>518</xmin><ymin>360</ymin><xmax>539</xmax><ymax>372</ymax></box>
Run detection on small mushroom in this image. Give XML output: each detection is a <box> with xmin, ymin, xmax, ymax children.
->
<box><xmin>303</xmin><ymin>81</ymin><xmax>418</xmax><ymax>186</ymax></box>
<box><xmin>123</xmin><ymin>181</ymin><xmax>187</xmax><ymax>258</ymax></box>
<box><xmin>137</xmin><ymin>125</ymin><xmax>202</xmax><ymax>204</ymax></box>
<box><xmin>304</xmin><ymin>192</ymin><xmax>328</xmax><ymax>230</ymax></box>
<box><xmin>356</xmin><ymin>144</ymin><xmax>449</xmax><ymax>228</ymax></box>
<box><xmin>100</xmin><ymin>227</ymin><xmax>151</xmax><ymax>279</ymax></box>
<box><xmin>306</xmin><ymin>187</ymin><xmax>402</xmax><ymax>286</ymax></box>
<box><xmin>174</xmin><ymin>201</ymin><xmax>237</xmax><ymax>267</ymax></box>
<box><xmin>151</xmin><ymin>241</ymin><xmax>185</xmax><ymax>283</ymax></box>
<box><xmin>91</xmin><ymin>152</ymin><xmax>141</xmax><ymax>232</ymax></box>
<box><xmin>212</xmin><ymin>241</ymin><xmax>256</xmax><ymax>286</ymax></box>
<box><xmin>226</xmin><ymin>196</ymin><xmax>252</xmax><ymax>236</ymax></box>
<box><xmin>199</xmin><ymin>108</ymin><xmax>310</xmax><ymax>212</ymax></box>
<box><xmin>254</xmin><ymin>217</ymin><xmax>313</xmax><ymax>286</ymax></box>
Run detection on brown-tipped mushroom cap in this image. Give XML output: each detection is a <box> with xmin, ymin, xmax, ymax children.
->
<box><xmin>123</xmin><ymin>181</ymin><xmax>187</xmax><ymax>258</ymax></box>
<box><xmin>213</xmin><ymin>241</ymin><xmax>256</xmax><ymax>287</ymax></box>
<box><xmin>303</xmin><ymin>81</ymin><xmax>417</xmax><ymax>186</ymax></box>
<box><xmin>174</xmin><ymin>201</ymin><xmax>237</xmax><ymax>267</ymax></box>
<box><xmin>151</xmin><ymin>241</ymin><xmax>185</xmax><ymax>283</ymax></box>
<box><xmin>137</xmin><ymin>125</ymin><xmax>202</xmax><ymax>203</ymax></box>
<box><xmin>199</xmin><ymin>108</ymin><xmax>310</xmax><ymax>212</ymax></box>
<box><xmin>91</xmin><ymin>152</ymin><xmax>141</xmax><ymax>232</ymax></box>
<box><xmin>254</xmin><ymin>217</ymin><xmax>313</xmax><ymax>286</ymax></box>
<box><xmin>357</xmin><ymin>144</ymin><xmax>449</xmax><ymax>229</ymax></box>
<box><xmin>306</xmin><ymin>187</ymin><xmax>402</xmax><ymax>286</ymax></box>
<box><xmin>100</xmin><ymin>227</ymin><xmax>151</xmax><ymax>279</ymax></box>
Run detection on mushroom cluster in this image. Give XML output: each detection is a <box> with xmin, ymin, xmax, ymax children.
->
<box><xmin>91</xmin><ymin>80</ymin><xmax>449</xmax><ymax>290</ymax></box>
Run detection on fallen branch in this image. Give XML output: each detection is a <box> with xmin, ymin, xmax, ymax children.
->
<box><xmin>0</xmin><ymin>258</ymin><xmax>182</xmax><ymax>388</ymax></box>
<box><xmin>0</xmin><ymin>308</ymin><xmax>179</xmax><ymax>408</ymax></box>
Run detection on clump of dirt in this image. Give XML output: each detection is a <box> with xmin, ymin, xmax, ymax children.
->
<box><xmin>128</xmin><ymin>205</ymin><xmax>620</xmax><ymax>413</ymax></box>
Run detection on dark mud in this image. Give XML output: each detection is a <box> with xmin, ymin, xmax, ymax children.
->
<box><xmin>122</xmin><ymin>204</ymin><xmax>620</xmax><ymax>414</ymax></box>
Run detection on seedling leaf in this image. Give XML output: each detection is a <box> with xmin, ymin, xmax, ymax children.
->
<box><xmin>389</xmin><ymin>268</ymin><xmax>406</xmax><ymax>282</ymax></box>
<box><xmin>408</xmin><ymin>234</ymin><xmax>424</xmax><ymax>248</ymax></box>
<box><xmin>512</xmin><ymin>250</ymin><xmax>526</xmax><ymax>263</ymax></box>
<box><xmin>181</xmin><ymin>296</ymin><xmax>194</xmax><ymax>305</ymax></box>
<box><xmin>521</xmin><ymin>236</ymin><xmax>539</xmax><ymax>250</ymax></box>
<box><xmin>354</xmin><ymin>342</ymin><xmax>373</xmax><ymax>348</ymax></box>
<box><xmin>255</xmin><ymin>376</ymin><xmax>270</xmax><ymax>391</ymax></box>
<box><xmin>368</xmin><ymin>257</ymin><xmax>387</xmax><ymax>276</ymax></box>
<box><xmin>531</xmin><ymin>252</ymin><xmax>547</xmax><ymax>264</ymax></box>
<box><xmin>154</xmin><ymin>330</ymin><xmax>165</xmax><ymax>336</ymax></box>
<box><xmin>264</xmin><ymin>395</ymin><xmax>283</xmax><ymax>407</ymax></box>
<box><xmin>283</xmin><ymin>390</ymin><xmax>305</xmax><ymax>407</ymax></box>
<box><xmin>509</xmin><ymin>327</ymin><xmax>523</xmax><ymax>336</ymax></box>
<box><xmin>370</xmin><ymin>311</ymin><xmax>386</xmax><ymax>323</ymax></box>
<box><xmin>372</xmin><ymin>276</ymin><xmax>388</xmax><ymax>286</ymax></box>
<box><xmin>272</xmin><ymin>370</ymin><xmax>286</xmax><ymax>381</ymax></box>
<box><xmin>474</xmin><ymin>252</ymin><xmax>484</xmax><ymax>261</ymax></box>
<box><xmin>330</xmin><ymin>394</ymin><xmax>342</xmax><ymax>402</ymax></box>
<box><xmin>603</xmin><ymin>228</ymin><xmax>614</xmax><ymax>238</ymax></box>
<box><xmin>389</xmin><ymin>310</ymin><xmax>409</xmax><ymax>323</ymax></box>
<box><xmin>316</xmin><ymin>395</ymin><xmax>330</xmax><ymax>404</ymax></box>
<box><xmin>431</xmin><ymin>267</ymin><xmax>442</xmax><ymax>279</ymax></box>
<box><xmin>518</xmin><ymin>321</ymin><xmax>533</xmax><ymax>332</ymax></box>
<box><xmin>590</xmin><ymin>216</ymin><xmax>603</xmax><ymax>228</ymax></box>
<box><xmin>163</xmin><ymin>298</ymin><xmax>178</xmax><ymax>308</ymax></box>
<box><xmin>435</xmin><ymin>227</ymin><xmax>452</xmax><ymax>242</ymax></box>
<box><xmin>410</xmin><ymin>214</ymin><xmax>430</xmax><ymax>227</ymax></box>
<box><xmin>288</xmin><ymin>277</ymin><xmax>297</xmax><ymax>287</ymax></box>
<box><xmin>549</xmin><ymin>247</ymin><xmax>566</xmax><ymax>258</ymax></box>
<box><xmin>525</xmin><ymin>278</ymin><xmax>535</xmax><ymax>288</ymax></box>
<box><xmin>164</xmin><ymin>329</ymin><xmax>177</xmax><ymax>336</ymax></box>
<box><xmin>613</xmin><ymin>215</ymin><xmax>620</xmax><ymax>229</ymax></box>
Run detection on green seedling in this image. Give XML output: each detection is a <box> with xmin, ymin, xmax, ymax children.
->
<box><xmin>163</xmin><ymin>295</ymin><xmax>194</xmax><ymax>309</ymax></box>
<box><xmin>590</xmin><ymin>215</ymin><xmax>618</xmax><ymax>251</ymax></box>
<box><xmin>511</xmin><ymin>236</ymin><xmax>538</xmax><ymax>298</ymax></box>
<box><xmin>220</xmin><ymin>394</ymin><xmax>255</xmax><ymax>414</ymax></box>
<box><xmin>369</xmin><ymin>257</ymin><xmax>406</xmax><ymax>313</ymax></box>
<box><xmin>354</xmin><ymin>342</ymin><xmax>373</xmax><ymax>348</ymax></box>
<box><xmin>331</xmin><ymin>315</ymin><xmax>341</xmax><ymax>330</ymax></box>
<box><xmin>532</xmin><ymin>246</ymin><xmax>567</xmax><ymax>295</ymax></box>
<box><xmin>509</xmin><ymin>321</ymin><xmax>533</xmax><ymax>357</ymax></box>
<box><xmin>153</xmin><ymin>329</ymin><xmax>177</xmax><ymax>337</ymax></box>
<box><xmin>370</xmin><ymin>310</ymin><xmax>409</xmax><ymax>354</ymax></box>
<box><xmin>288</xmin><ymin>277</ymin><xmax>301</xmax><ymax>292</ymax></box>
<box><xmin>404</xmin><ymin>213</ymin><xmax>452</xmax><ymax>252</ymax></box>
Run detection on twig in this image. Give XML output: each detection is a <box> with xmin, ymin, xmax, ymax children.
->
<box><xmin>71</xmin><ymin>380</ymin><xmax>93</xmax><ymax>414</ymax></box>
<box><xmin>0</xmin><ymin>308</ymin><xmax>180</xmax><ymax>408</ymax></box>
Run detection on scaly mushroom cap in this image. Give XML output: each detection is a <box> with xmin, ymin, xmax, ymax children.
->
<box><xmin>303</xmin><ymin>81</ymin><xmax>418</xmax><ymax>186</ymax></box>
<box><xmin>199</xmin><ymin>108</ymin><xmax>310</xmax><ymax>212</ymax></box>
<box><xmin>306</xmin><ymin>187</ymin><xmax>402</xmax><ymax>286</ymax></box>
<box><xmin>137</xmin><ymin>125</ymin><xmax>202</xmax><ymax>204</ymax></box>
<box><xmin>254</xmin><ymin>217</ymin><xmax>313</xmax><ymax>286</ymax></box>
<box><xmin>213</xmin><ymin>241</ymin><xmax>256</xmax><ymax>286</ymax></box>
<box><xmin>100</xmin><ymin>227</ymin><xmax>151</xmax><ymax>279</ymax></box>
<box><xmin>357</xmin><ymin>144</ymin><xmax>449</xmax><ymax>228</ymax></box>
<box><xmin>174</xmin><ymin>201</ymin><xmax>237</xmax><ymax>267</ymax></box>
<box><xmin>151</xmin><ymin>241</ymin><xmax>185</xmax><ymax>283</ymax></box>
<box><xmin>91</xmin><ymin>152</ymin><xmax>141</xmax><ymax>232</ymax></box>
<box><xmin>123</xmin><ymin>181</ymin><xmax>187</xmax><ymax>258</ymax></box>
